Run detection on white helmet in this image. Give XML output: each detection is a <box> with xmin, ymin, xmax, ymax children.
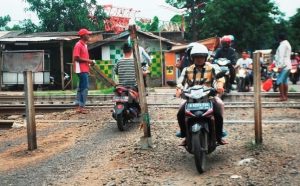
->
<box><xmin>190</xmin><ymin>43</ymin><xmax>209</xmax><ymax>59</ymax></box>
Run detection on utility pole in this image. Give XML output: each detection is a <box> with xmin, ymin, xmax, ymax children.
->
<box><xmin>253</xmin><ymin>52</ymin><xmax>262</xmax><ymax>144</ymax></box>
<box><xmin>129</xmin><ymin>25</ymin><xmax>152</xmax><ymax>149</ymax></box>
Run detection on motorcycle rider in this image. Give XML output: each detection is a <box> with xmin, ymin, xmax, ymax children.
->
<box><xmin>176</xmin><ymin>43</ymin><xmax>228</xmax><ymax>145</ymax></box>
<box><xmin>235</xmin><ymin>51</ymin><xmax>253</xmax><ymax>89</ymax></box>
<box><xmin>214</xmin><ymin>35</ymin><xmax>237</xmax><ymax>89</ymax></box>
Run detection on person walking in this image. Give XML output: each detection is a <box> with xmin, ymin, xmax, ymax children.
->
<box><xmin>73</xmin><ymin>28</ymin><xmax>95</xmax><ymax>114</ymax></box>
<box><xmin>275</xmin><ymin>33</ymin><xmax>292</xmax><ymax>101</ymax></box>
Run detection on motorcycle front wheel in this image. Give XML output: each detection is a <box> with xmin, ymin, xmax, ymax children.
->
<box><xmin>192</xmin><ymin>130</ymin><xmax>207</xmax><ymax>173</ymax></box>
<box><xmin>116</xmin><ymin>114</ymin><xmax>127</xmax><ymax>131</ymax></box>
<box><xmin>237</xmin><ymin>77</ymin><xmax>245</xmax><ymax>92</ymax></box>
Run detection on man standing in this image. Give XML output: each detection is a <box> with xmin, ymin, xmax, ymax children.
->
<box><xmin>139</xmin><ymin>46</ymin><xmax>151</xmax><ymax>89</ymax></box>
<box><xmin>73</xmin><ymin>28</ymin><xmax>95</xmax><ymax>114</ymax></box>
<box><xmin>275</xmin><ymin>33</ymin><xmax>292</xmax><ymax>101</ymax></box>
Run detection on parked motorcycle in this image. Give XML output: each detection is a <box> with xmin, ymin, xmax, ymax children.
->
<box><xmin>214</xmin><ymin>58</ymin><xmax>231</xmax><ymax>93</ymax></box>
<box><xmin>268</xmin><ymin>64</ymin><xmax>279</xmax><ymax>92</ymax></box>
<box><xmin>181</xmin><ymin>84</ymin><xmax>219</xmax><ymax>173</ymax></box>
<box><xmin>289</xmin><ymin>59</ymin><xmax>300</xmax><ymax>84</ymax></box>
<box><xmin>236</xmin><ymin>66</ymin><xmax>250</xmax><ymax>92</ymax></box>
<box><xmin>112</xmin><ymin>85</ymin><xmax>140</xmax><ymax>131</ymax></box>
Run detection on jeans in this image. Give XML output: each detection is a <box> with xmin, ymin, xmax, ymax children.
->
<box><xmin>76</xmin><ymin>72</ymin><xmax>89</xmax><ymax>107</ymax></box>
<box><xmin>177</xmin><ymin>97</ymin><xmax>224</xmax><ymax>141</ymax></box>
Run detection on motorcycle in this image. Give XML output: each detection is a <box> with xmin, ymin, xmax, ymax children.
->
<box><xmin>289</xmin><ymin>59</ymin><xmax>300</xmax><ymax>84</ymax></box>
<box><xmin>268</xmin><ymin>64</ymin><xmax>279</xmax><ymax>92</ymax></box>
<box><xmin>214</xmin><ymin>58</ymin><xmax>231</xmax><ymax>93</ymax></box>
<box><xmin>181</xmin><ymin>84</ymin><xmax>219</xmax><ymax>173</ymax></box>
<box><xmin>236</xmin><ymin>66</ymin><xmax>249</xmax><ymax>92</ymax></box>
<box><xmin>112</xmin><ymin>85</ymin><xmax>141</xmax><ymax>131</ymax></box>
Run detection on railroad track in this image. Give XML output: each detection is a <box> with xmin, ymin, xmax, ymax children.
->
<box><xmin>0</xmin><ymin>92</ymin><xmax>299</xmax><ymax>114</ymax></box>
<box><xmin>0</xmin><ymin>101</ymin><xmax>299</xmax><ymax>114</ymax></box>
<box><xmin>0</xmin><ymin>92</ymin><xmax>299</xmax><ymax>103</ymax></box>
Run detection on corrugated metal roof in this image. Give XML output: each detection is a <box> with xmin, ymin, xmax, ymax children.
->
<box><xmin>169</xmin><ymin>37</ymin><xmax>220</xmax><ymax>52</ymax></box>
<box><xmin>0</xmin><ymin>31</ymin><xmax>104</xmax><ymax>43</ymax></box>
<box><xmin>0</xmin><ymin>31</ymin><xmax>25</xmax><ymax>38</ymax></box>
<box><xmin>20</xmin><ymin>31</ymin><xmax>104</xmax><ymax>37</ymax></box>
<box><xmin>89</xmin><ymin>30</ymin><xmax>181</xmax><ymax>49</ymax></box>
<box><xmin>0</xmin><ymin>36</ymin><xmax>79</xmax><ymax>42</ymax></box>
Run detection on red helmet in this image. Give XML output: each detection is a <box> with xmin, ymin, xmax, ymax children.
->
<box><xmin>221</xmin><ymin>36</ymin><xmax>231</xmax><ymax>44</ymax></box>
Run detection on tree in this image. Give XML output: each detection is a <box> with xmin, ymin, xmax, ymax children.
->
<box><xmin>136</xmin><ymin>16</ymin><xmax>160</xmax><ymax>32</ymax></box>
<box><xmin>25</xmin><ymin>0</ymin><xmax>107</xmax><ymax>32</ymax></box>
<box><xmin>0</xmin><ymin>15</ymin><xmax>11</xmax><ymax>30</ymax></box>
<box><xmin>165</xmin><ymin>0</ymin><xmax>208</xmax><ymax>40</ymax></box>
<box><xmin>198</xmin><ymin>0</ymin><xmax>282</xmax><ymax>52</ymax></box>
<box><xmin>289</xmin><ymin>8</ymin><xmax>300</xmax><ymax>51</ymax></box>
<box><xmin>6</xmin><ymin>19</ymin><xmax>39</xmax><ymax>33</ymax></box>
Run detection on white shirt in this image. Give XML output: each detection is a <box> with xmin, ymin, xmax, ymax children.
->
<box><xmin>139</xmin><ymin>46</ymin><xmax>151</xmax><ymax>65</ymax></box>
<box><xmin>236</xmin><ymin>57</ymin><xmax>253</xmax><ymax>73</ymax></box>
<box><xmin>275</xmin><ymin>40</ymin><xmax>292</xmax><ymax>69</ymax></box>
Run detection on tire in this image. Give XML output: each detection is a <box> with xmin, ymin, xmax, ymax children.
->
<box><xmin>225</xmin><ymin>76</ymin><xmax>231</xmax><ymax>93</ymax></box>
<box><xmin>273</xmin><ymin>83</ymin><xmax>278</xmax><ymax>92</ymax></box>
<box><xmin>238</xmin><ymin>78</ymin><xmax>245</xmax><ymax>92</ymax></box>
<box><xmin>192</xmin><ymin>130</ymin><xmax>207</xmax><ymax>173</ymax></box>
<box><xmin>116</xmin><ymin>114</ymin><xmax>127</xmax><ymax>131</ymax></box>
<box><xmin>292</xmin><ymin>80</ymin><xmax>297</xmax><ymax>85</ymax></box>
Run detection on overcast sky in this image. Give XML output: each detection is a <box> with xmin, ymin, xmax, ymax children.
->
<box><xmin>0</xmin><ymin>0</ymin><xmax>299</xmax><ymax>26</ymax></box>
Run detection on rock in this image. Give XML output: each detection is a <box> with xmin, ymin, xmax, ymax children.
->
<box><xmin>237</xmin><ymin>158</ymin><xmax>257</xmax><ymax>166</ymax></box>
<box><xmin>35</xmin><ymin>115</ymin><xmax>44</xmax><ymax>119</ymax></box>
<box><xmin>7</xmin><ymin>115</ymin><xmax>22</xmax><ymax>120</ymax></box>
<box><xmin>230</xmin><ymin>175</ymin><xmax>242</xmax><ymax>179</ymax></box>
<box><xmin>105</xmin><ymin>181</ymin><xmax>116</xmax><ymax>186</ymax></box>
<box><xmin>289</xmin><ymin>169</ymin><xmax>299</xmax><ymax>175</ymax></box>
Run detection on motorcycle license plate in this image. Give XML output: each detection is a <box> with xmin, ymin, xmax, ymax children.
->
<box><xmin>186</xmin><ymin>102</ymin><xmax>211</xmax><ymax>110</ymax></box>
<box><xmin>113</xmin><ymin>96</ymin><xmax>129</xmax><ymax>102</ymax></box>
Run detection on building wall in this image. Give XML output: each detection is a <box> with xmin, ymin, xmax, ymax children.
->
<box><xmin>98</xmin><ymin>38</ymin><xmax>171</xmax><ymax>87</ymax></box>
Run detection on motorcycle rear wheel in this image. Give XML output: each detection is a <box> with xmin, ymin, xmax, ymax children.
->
<box><xmin>116</xmin><ymin>114</ymin><xmax>127</xmax><ymax>131</ymax></box>
<box><xmin>192</xmin><ymin>130</ymin><xmax>207</xmax><ymax>173</ymax></box>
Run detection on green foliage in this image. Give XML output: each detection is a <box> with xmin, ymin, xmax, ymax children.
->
<box><xmin>289</xmin><ymin>8</ymin><xmax>300</xmax><ymax>51</ymax></box>
<box><xmin>6</xmin><ymin>19</ymin><xmax>39</xmax><ymax>33</ymax></box>
<box><xmin>198</xmin><ymin>0</ymin><xmax>282</xmax><ymax>52</ymax></box>
<box><xmin>0</xmin><ymin>15</ymin><xmax>11</xmax><ymax>30</ymax></box>
<box><xmin>165</xmin><ymin>0</ymin><xmax>209</xmax><ymax>40</ymax></box>
<box><xmin>136</xmin><ymin>16</ymin><xmax>160</xmax><ymax>32</ymax></box>
<box><xmin>25</xmin><ymin>0</ymin><xmax>107</xmax><ymax>32</ymax></box>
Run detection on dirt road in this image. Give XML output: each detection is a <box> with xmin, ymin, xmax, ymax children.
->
<box><xmin>0</xmin><ymin>107</ymin><xmax>300</xmax><ymax>185</ymax></box>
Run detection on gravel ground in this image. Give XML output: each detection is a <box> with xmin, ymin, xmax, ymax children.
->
<box><xmin>0</xmin><ymin>105</ymin><xmax>300</xmax><ymax>185</ymax></box>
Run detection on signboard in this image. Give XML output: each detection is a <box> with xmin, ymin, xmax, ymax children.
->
<box><xmin>2</xmin><ymin>50</ymin><xmax>45</xmax><ymax>72</ymax></box>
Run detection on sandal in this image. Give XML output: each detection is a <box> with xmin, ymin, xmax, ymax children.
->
<box><xmin>217</xmin><ymin>139</ymin><xmax>228</xmax><ymax>145</ymax></box>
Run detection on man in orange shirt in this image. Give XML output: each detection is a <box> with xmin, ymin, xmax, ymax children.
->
<box><xmin>73</xmin><ymin>28</ymin><xmax>95</xmax><ymax>114</ymax></box>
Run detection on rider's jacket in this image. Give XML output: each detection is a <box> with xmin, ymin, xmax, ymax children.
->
<box><xmin>214</xmin><ymin>47</ymin><xmax>237</xmax><ymax>65</ymax></box>
<box><xmin>177</xmin><ymin>62</ymin><xmax>225</xmax><ymax>90</ymax></box>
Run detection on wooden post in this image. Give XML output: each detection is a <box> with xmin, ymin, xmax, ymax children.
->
<box><xmin>60</xmin><ymin>41</ymin><xmax>65</xmax><ymax>90</ymax></box>
<box><xmin>24</xmin><ymin>71</ymin><xmax>37</xmax><ymax>150</ymax></box>
<box><xmin>129</xmin><ymin>25</ymin><xmax>152</xmax><ymax>149</ymax></box>
<box><xmin>159</xmin><ymin>31</ymin><xmax>165</xmax><ymax>86</ymax></box>
<box><xmin>253</xmin><ymin>52</ymin><xmax>262</xmax><ymax>144</ymax></box>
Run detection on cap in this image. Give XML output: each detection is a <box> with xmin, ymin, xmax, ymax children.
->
<box><xmin>78</xmin><ymin>28</ymin><xmax>92</xmax><ymax>36</ymax></box>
